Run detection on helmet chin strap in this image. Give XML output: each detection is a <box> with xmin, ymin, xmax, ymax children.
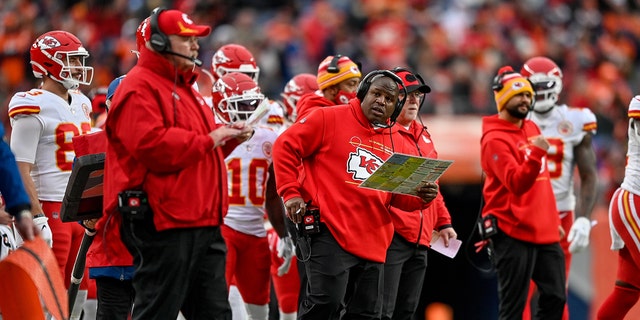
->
<box><xmin>47</xmin><ymin>74</ymin><xmax>79</xmax><ymax>90</ymax></box>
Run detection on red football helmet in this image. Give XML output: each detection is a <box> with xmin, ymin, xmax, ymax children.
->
<box><xmin>280</xmin><ymin>73</ymin><xmax>318</xmax><ymax>122</ymax></box>
<box><xmin>30</xmin><ymin>30</ymin><xmax>93</xmax><ymax>90</ymax></box>
<box><xmin>212</xmin><ymin>72</ymin><xmax>265</xmax><ymax>124</ymax></box>
<box><xmin>520</xmin><ymin>56</ymin><xmax>563</xmax><ymax>113</ymax></box>
<box><xmin>136</xmin><ymin>17</ymin><xmax>151</xmax><ymax>51</ymax></box>
<box><xmin>211</xmin><ymin>44</ymin><xmax>260</xmax><ymax>82</ymax></box>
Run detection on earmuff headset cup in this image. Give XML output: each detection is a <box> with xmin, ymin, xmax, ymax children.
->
<box><xmin>356</xmin><ymin>70</ymin><xmax>408</xmax><ymax>124</ymax></box>
<box><xmin>327</xmin><ymin>54</ymin><xmax>342</xmax><ymax>74</ymax></box>
<box><xmin>150</xmin><ymin>7</ymin><xmax>169</xmax><ymax>53</ymax></box>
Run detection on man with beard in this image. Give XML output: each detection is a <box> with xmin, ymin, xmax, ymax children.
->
<box><xmin>479</xmin><ymin>66</ymin><xmax>566</xmax><ymax>320</ymax></box>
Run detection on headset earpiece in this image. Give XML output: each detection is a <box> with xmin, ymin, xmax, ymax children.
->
<box><xmin>492</xmin><ymin>73</ymin><xmax>504</xmax><ymax>92</ymax></box>
<box><xmin>356</xmin><ymin>70</ymin><xmax>407</xmax><ymax>125</ymax></box>
<box><xmin>150</xmin><ymin>7</ymin><xmax>169</xmax><ymax>53</ymax></box>
<box><xmin>527</xmin><ymin>78</ymin><xmax>536</xmax><ymax>110</ymax></box>
<box><xmin>327</xmin><ymin>54</ymin><xmax>342</xmax><ymax>73</ymax></box>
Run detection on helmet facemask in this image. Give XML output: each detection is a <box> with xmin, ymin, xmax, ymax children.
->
<box><xmin>30</xmin><ymin>31</ymin><xmax>94</xmax><ymax>90</ymax></box>
<box><xmin>528</xmin><ymin>73</ymin><xmax>561</xmax><ymax>113</ymax></box>
<box><xmin>218</xmin><ymin>92</ymin><xmax>265</xmax><ymax>123</ymax></box>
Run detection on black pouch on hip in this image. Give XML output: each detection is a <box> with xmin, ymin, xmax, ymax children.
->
<box><xmin>117</xmin><ymin>190</ymin><xmax>149</xmax><ymax>221</ymax></box>
<box><xmin>478</xmin><ymin>214</ymin><xmax>498</xmax><ymax>240</ymax></box>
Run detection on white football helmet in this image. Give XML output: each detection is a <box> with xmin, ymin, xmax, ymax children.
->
<box><xmin>520</xmin><ymin>56</ymin><xmax>563</xmax><ymax>113</ymax></box>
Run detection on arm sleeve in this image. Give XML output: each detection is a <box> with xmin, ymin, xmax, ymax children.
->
<box><xmin>9</xmin><ymin>116</ymin><xmax>43</xmax><ymax>164</ymax></box>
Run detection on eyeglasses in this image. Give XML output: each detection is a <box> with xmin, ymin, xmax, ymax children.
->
<box><xmin>399</xmin><ymin>91</ymin><xmax>424</xmax><ymax>100</ymax></box>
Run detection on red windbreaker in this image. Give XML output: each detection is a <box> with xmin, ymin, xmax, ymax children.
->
<box><xmin>392</xmin><ymin>121</ymin><xmax>452</xmax><ymax>246</ymax></box>
<box><xmin>273</xmin><ymin>99</ymin><xmax>431</xmax><ymax>262</ymax></box>
<box><xmin>73</xmin><ymin>132</ymin><xmax>133</xmax><ymax>269</ymax></box>
<box><xmin>480</xmin><ymin>115</ymin><xmax>560</xmax><ymax>244</ymax></box>
<box><xmin>104</xmin><ymin>45</ymin><xmax>240</xmax><ymax>232</ymax></box>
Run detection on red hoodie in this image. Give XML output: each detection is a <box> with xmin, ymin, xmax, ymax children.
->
<box><xmin>392</xmin><ymin>121</ymin><xmax>452</xmax><ymax>246</ymax></box>
<box><xmin>274</xmin><ymin>99</ymin><xmax>430</xmax><ymax>262</ymax></box>
<box><xmin>295</xmin><ymin>91</ymin><xmax>336</xmax><ymax>122</ymax></box>
<box><xmin>480</xmin><ymin>115</ymin><xmax>560</xmax><ymax>244</ymax></box>
<box><xmin>104</xmin><ymin>45</ymin><xmax>240</xmax><ymax>232</ymax></box>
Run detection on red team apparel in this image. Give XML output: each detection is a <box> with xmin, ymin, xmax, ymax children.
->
<box><xmin>103</xmin><ymin>44</ymin><xmax>240</xmax><ymax>232</ymax></box>
<box><xmin>393</xmin><ymin>121</ymin><xmax>451</xmax><ymax>245</ymax></box>
<box><xmin>294</xmin><ymin>92</ymin><xmax>335</xmax><ymax>123</ymax></box>
<box><xmin>480</xmin><ymin>114</ymin><xmax>560</xmax><ymax>244</ymax></box>
<box><xmin>274</xmin><ymin>98</ymin><xmax>431</xmax><ymax>263</ymax></box>
<box><xmin>222</xmin><ymin>125</ymin><xmax>279</xmax><ymax>305</ymax></box>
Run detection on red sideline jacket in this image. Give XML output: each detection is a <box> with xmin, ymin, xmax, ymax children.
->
<box><xmin>392</xmin><ymin>121</ymin><xmax>451</xmax><ymax>246</ymax></box>
<box><xmin>480</xmin><ymin>115</ymin><xmax>560</xmax><ymax>244</ymax></box>
<box><xmin>73</xmin><ymin>132</ymin><xmax>133</xmax><ymax>268</ymax></box>
<box><xmin>104</xmin><ymin>45</ymin><xmax>240</xmax><ymax>232</ymax></box>
<box><xmin>273</xmin><ymin>99</ymin><xmax>431</xmax><ymax>262</ymax></box>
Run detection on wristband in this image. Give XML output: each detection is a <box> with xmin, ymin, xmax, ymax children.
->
<box><xmin>33</xmin><ymin>213</ymin><xmax>46</xmax><ymax>218</ymax></box>
<box><xmin>437</xmin><ymin>224</ymin><xmax>453</xmax><ymax>231</ymax></box>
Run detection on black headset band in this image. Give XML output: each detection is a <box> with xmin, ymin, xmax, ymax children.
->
<box><xmin>356</xmin><ymin>70</ymin><xmax>408</xmax><ymax>125</ymax></box>
<box><xmin>150</xmin><ymin>7</ymin><xmax>169</xmax><ymax>53</ymax></box>
<box><xmin>327</xmin><ymin>54</ymin><xmax>342</xmax><ymax>74</ymax></box>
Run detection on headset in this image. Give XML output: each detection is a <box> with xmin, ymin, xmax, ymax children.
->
<box><xmin>150</xmin><ymin>7</ymin><xmax>170</xmax><ymax>53</ymax></box>
<box><xmin>326</xmin><ymin>54</ymin><xmax>342</xmax><ymax>73</ymax></box>
<box><xmin>149</xmin><ymin>7</ymin><xmax>203</xmax><ymax>66</ymax></box>
<box><xmin>356</xmin><ymin>70</ymin><xmax>408</xmax><ymax>126</ymax></box>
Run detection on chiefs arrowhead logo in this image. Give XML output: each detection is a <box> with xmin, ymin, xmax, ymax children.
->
<box><xmin>35</xmin><ymin>36</ymin><xmax>61</xmax><ymax>50</ymax></box>
<box><xmin>347</xmin><ymin>148</ymin><xmax>384</xmax><ymax>181</ymax></box>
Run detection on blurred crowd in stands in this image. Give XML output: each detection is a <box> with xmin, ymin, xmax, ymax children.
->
<box><xmin>1</xmin><ymin>0</ymin><xmax>638</xmax><ymax>205</ymax></box>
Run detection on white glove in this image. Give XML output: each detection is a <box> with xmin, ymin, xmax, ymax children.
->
<box><xmin>567</xmin><ymin>217</ymin><xmax>591</xmax><ymax>253</ymax></box>
<box><xmin>276</xmin><ymin>236</ymin><xmax>295</xmax><ymax>276</ymax></box>
<box><xmin>277</xmin><ymin>236</ymin><xmax>294</xmax><ymax>259</ymax></box>
<box><xmin>33</xmin><ymin>216</ymin><xmax>53</xmax><ymax>247</ymax></box>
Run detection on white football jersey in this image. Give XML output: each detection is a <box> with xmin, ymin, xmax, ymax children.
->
<box><xmin>8</xmin><ymin>89</ymin><xmax>92</xmax><ymax>201</ymax></box>
<box><xmin>224</xmin><ymin>125</ymin><xmax>279</xmax><ymax>237</ymax></box>
<box><xmin>622</xmin><ymin>96</ymin><xmax>640</xmax><ymax>195</ymax></box>
<box><xmin>529</xmin><ymin>104</ymin><xmax>597</xmax><ymax>211</ymax></box>
<box><xmin>259</xmin><ymin>100</ymin><xmax>285</xmax><ymax>133</ymax></box>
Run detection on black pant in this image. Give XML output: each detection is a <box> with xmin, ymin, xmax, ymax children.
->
<box><xmin>120</xmin><ymin>217</ymin><xmax>231</xmax><ymax>320</ymax></box>
<box><xmin>381</xmin><ymin>233</ymin><xmax>428</xmax><ymax>320</ymax></box>
<box><xmin>95</xmin><ymin>277</ymin><xmax>134</xmax><ymax>320</ymax></box>
<box><xmin>489</xmin><ymin>231</ymin><xmax>566</xmax><ymax>320</ymax></box>
<box><xmin>298</xmin><ymin>227</ymin><xmax>383</xmax><ymax>320</ymax></box>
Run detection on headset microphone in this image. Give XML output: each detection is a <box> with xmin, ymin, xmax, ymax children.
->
<box><xmin>163</xmin><ymin>50</ymin><xmax>203</xmax><ymax>66</ymax></box>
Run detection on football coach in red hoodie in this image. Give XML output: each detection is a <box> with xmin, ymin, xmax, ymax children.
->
<box><xmin>480</xmin><ymin>66</ymin><xmax>565</xmax><ymax>320</ymax></box>
<box><xmin>273</xmin><ymin>70</ymin><xmax>439</xmax><ymax>319</ymax></box>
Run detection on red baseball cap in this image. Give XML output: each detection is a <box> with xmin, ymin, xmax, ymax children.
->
<box><xmin>394</xmin><ymin>69</ymin><xmax>431</xmax><ymax>93</ymax></box>
<box><xmin>158</xmin><ymin>10</ymin><xmax>211</xmax><ymax>37</ymax></box>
